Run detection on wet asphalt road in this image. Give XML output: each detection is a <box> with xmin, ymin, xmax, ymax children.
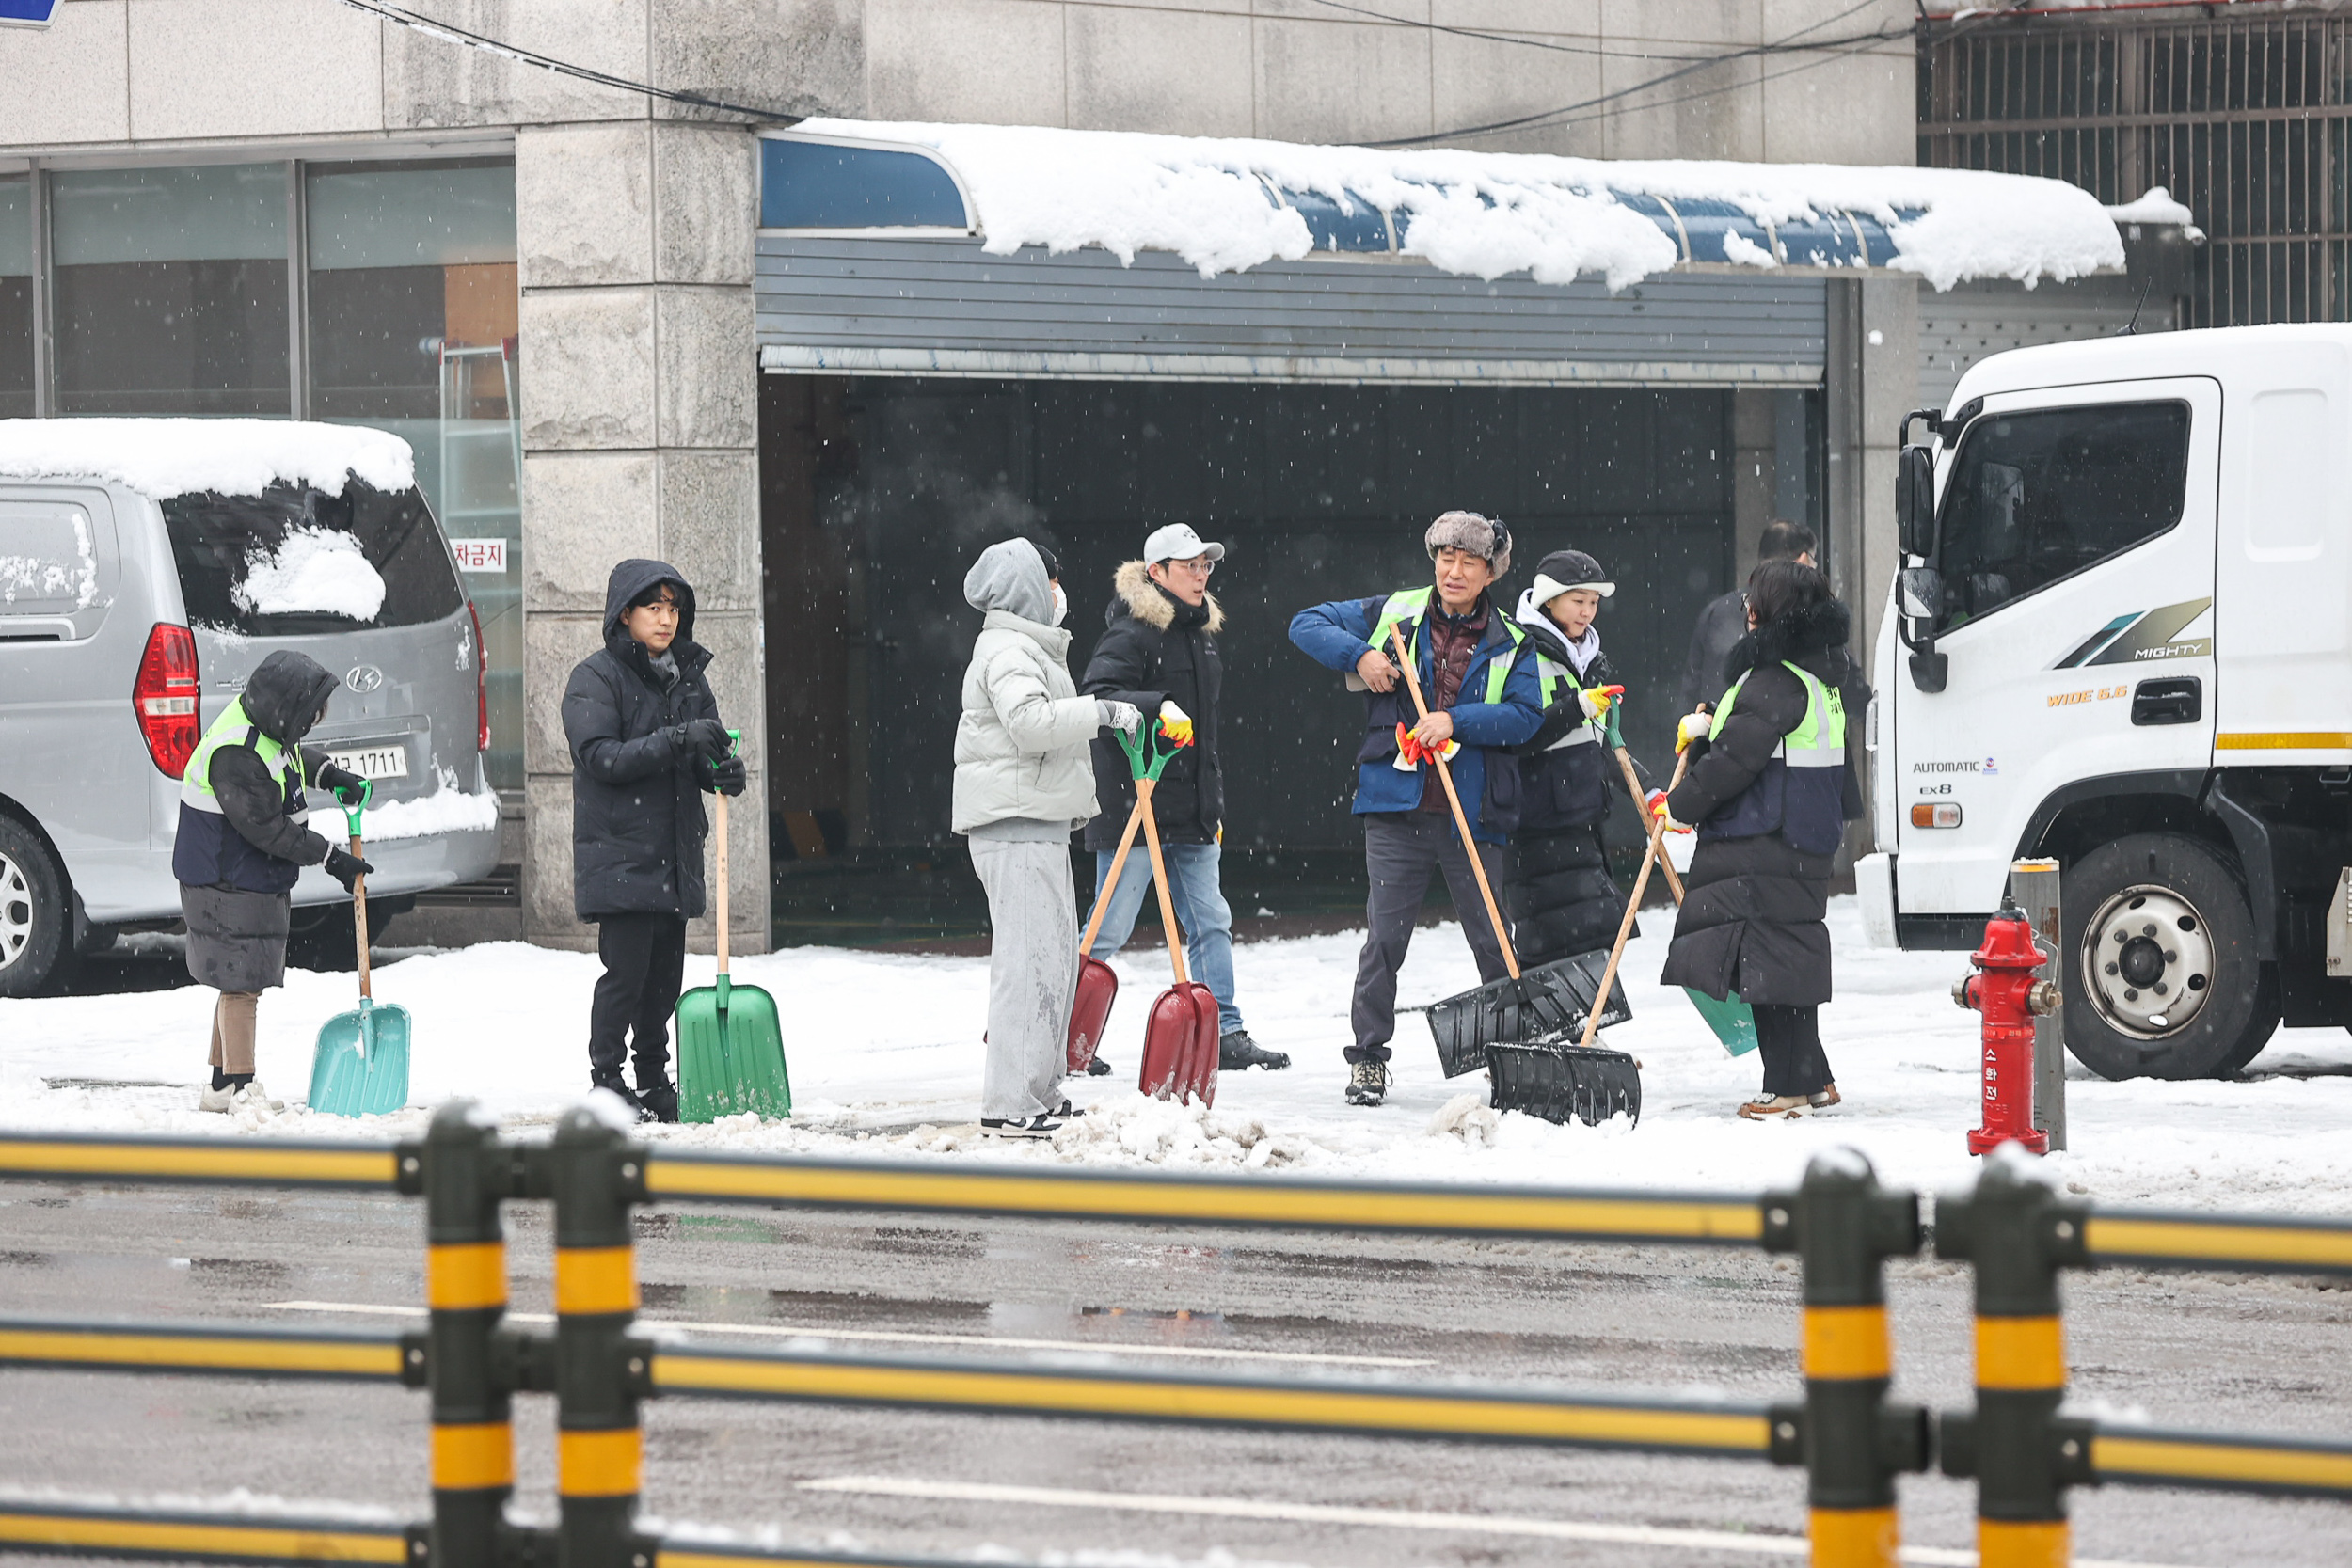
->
<box><xmin>2</xmin><ymin>1178</ymin><xmax>2349</xmax><ymax>1568</ymax></box>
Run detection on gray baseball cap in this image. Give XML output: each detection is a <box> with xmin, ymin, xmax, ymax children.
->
<box><xmin>1144</xmin><ymin>523</ymin><xmax>1226</xmax><ymax>563</ymax></box>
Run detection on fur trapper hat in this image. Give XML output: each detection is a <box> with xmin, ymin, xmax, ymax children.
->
<box><xmin>1425</xmin><ymin>510</ymin><xmax>1512</xmax><ymax>578</ymax></box>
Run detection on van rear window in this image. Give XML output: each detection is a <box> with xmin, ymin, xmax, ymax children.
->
<box><xmin>163</xmin><ymin>478</ymin><xmax>463</xmax><ymax>635</ymax></box>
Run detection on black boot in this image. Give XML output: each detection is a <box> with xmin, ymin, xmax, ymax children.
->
<box><xmin>638</xmin><ymin>1079</ymin><xmax>680</xmax><ymax>1124</ymax></box>
<box><xmin>591</xmin><ymin>1073</ymin><xmax>654</xmax><ymax>1124</ymax></box>
<box><xmin>1218</xmin><ymin>1030</ymin><xmax>1290</xmax><ymax>1071</ymax></box>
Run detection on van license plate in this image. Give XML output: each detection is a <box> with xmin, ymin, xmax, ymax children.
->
<box><xmin>327</xmin><ymin>746</ymin><xmax>409</xmax><ymax>781</ymax></box>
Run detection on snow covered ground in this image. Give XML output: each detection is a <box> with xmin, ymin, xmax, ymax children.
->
<box><xmin>6</xmin><ymin>896</ymin><xmax>2352</xmax><ymax>1214</ymax></box>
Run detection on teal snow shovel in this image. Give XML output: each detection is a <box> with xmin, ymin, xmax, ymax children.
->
<box><xmin>676</xmin><ymin>732</ymin><xmax>790</xmax><ymax>1122</ymax></box>
<box><xmin>1605</xmin><ymin>706</ymin><xmax>1756</xmax><ymax>1057</ymax></box>
<box><xmin>307</xmin><ymin>781</ymin><xmax>413</xmax><ymax>1117</ymax></box>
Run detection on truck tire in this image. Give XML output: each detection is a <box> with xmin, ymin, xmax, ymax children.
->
<box><xmin>2061</xmin><ymin>832</ymin><xmax>2278</xmax><ymax>1080</ymax></box>
<box><xmin>0</xmin><ymin>816</ymin><xmax>72</xmax><ymax>998</ymax></box>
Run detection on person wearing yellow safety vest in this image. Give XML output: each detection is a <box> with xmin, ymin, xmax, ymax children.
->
<box><xmin>1289</xmin><ymin>511</ymin><xmax>1543</xmax><ymax>1108</ymax></box>
<box><xmin>1504</xmin><ymin>549</ymin><xmax>1632</xmax><ymax>969</ymax></box>
<box><xmin>172</xmin><ymin>649</ymin><xmax>373</xmax><ymax>1116</ymax></box>
<box><xmin>1654</xmin><ymin>560</ymin><xmax>1870</xmax><ymax>1119</ymax></box>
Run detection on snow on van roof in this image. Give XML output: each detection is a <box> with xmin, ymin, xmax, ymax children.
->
<box><xmin>0</xmin><ymin>419</ymin><xmax>415</xmax><ymax>499</ymax></box>
<box><xmin>794</xmin><ymin>119</ymin><xmax>2126</xmax><ymax>292</ymax></box>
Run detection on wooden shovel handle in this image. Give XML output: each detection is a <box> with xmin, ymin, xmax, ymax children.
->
<box><xmin>1391</xmin><ymin>624</ymin><xmax>1520</xmax><ymax>982</ymax></box>
<box><xmin>349</xmin><ymin>832</ymin><xmax>372</xmax><ymax>1002</ymax></box>
<box><xmin>1080</xmin><ymin>792</ymin><xmax>1148</xmax><ymax>958</ymax></box>
<box><xmin>1614</xmin><ymin>745</ymin><xmax>1686</xmax><ymax>906</ymax></box>
<box><xmin>1136</xmin><ymin>779</ymin><xmax>1191</xmax><ymax>987</ymax></box>
<box><xmin>1577</xmin><ymin>750</ymin><xmax>1690</xmax><ymax>1048</ymax></box>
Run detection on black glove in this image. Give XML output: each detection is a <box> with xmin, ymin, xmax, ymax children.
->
<box><xmin>323</xmin><ymin>847</ymin><xmax>375</xmax><ymax>894</ymax></box>
<box><xmin>315</xmin><ymin>762</ymin><xmax>367</xmax><ymax>804</ymax></box>
<box><xmin>669</xmin><ymin>718</ymin><xmax>731</xmax><ymax>762</ymax></box>
<box><xmin>710</xmin><ymin>755</ymin><xmax>748</xmax><ymax>797</ymax></box>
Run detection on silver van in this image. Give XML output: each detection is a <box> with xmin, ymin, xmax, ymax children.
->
<box><xmin>0</xmin><ymin>419</ymin><xmax>501</xmax><ymax>994</ymax></box>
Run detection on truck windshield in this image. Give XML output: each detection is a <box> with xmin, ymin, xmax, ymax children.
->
<box><xmin>162</xmin><ymin>477</ymin><xmax>463</xmax><ymax>636</ymax></box>
<box><xmin>1935</xmin><ymin>400</ymin><xmax>2191</xmax><ymax>628</ymax></box>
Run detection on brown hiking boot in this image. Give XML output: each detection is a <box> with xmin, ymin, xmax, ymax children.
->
<box><xmin>1807</xmin><ymin>1085</ymin><xmax>1842</xmax><ymax>1110</ymax></box>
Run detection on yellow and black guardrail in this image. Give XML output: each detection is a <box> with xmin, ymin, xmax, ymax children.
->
<box><xmin>4</xmin><ymin>1113</ymin><xmax>2352</xmax><ymax>1568</ymax></box>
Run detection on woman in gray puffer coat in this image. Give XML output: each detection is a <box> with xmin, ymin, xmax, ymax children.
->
<box><xmin>954</xmin><ymin>539</ymin><xmax>1138</xmax><ymax>1137</ymax></box>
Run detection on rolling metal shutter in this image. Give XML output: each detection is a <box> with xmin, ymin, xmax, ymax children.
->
<box><xmin>755</xmin><ymin>237</ymin><xmax>1825</xmax><ymax>387</ymax></box>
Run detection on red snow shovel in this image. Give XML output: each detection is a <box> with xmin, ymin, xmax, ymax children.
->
<box><xmin>1070</xmin><ymin>722</ymin><xmax>1186</xmax><ymax>1073</ymax></box>
<box><xmin>1127</xmin><ymin>721</ymin><xmax>1218</xmax><ymax>1106</ymax></box>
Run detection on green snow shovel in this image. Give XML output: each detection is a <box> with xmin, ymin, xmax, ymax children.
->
<box><xmin>1604</xmin><ymin>705</ymin><xmax>1757</xmax><ymax>1058</ymax></box>
<box><xmin>676</xmin><ymin>731</ymin><xmax>790</xmax><ymax>1122</ymax></box>
<box><xmin>308</xmin><ymin>781</ymin><xmax>413</xmax><ymax>1117</ymax></box>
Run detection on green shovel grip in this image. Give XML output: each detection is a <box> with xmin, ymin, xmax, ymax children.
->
<box><xmin>1114</xmin><ymin>721</ymin><xmax>1183</xmax><ymax>784</ymax></box>
<box><xmin>1605</xmin><ymin>696</ymin><xmax>1626</xmax><ymax>752</ymax></box>
<box><xmin>725</xmin><ymin>727</ymin><xmax>741</xmax><ymax>756</ymax></box>
<box><xmin>337</xmin><ymin>776</ymin><xmax>373</xmax><ymax>837</ymax></box>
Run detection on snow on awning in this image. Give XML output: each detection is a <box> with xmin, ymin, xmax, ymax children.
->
<box><xmin>765</xmin><ymin>120</ymin><xmax>2125</xmax><ymax>293</ymax></box>
<box><xmin>0</xmin><ymin>419</ymin><xmax>416</xmax><ymax>499</ymax></box>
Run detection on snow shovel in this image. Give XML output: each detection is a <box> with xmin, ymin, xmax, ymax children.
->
<box><xmin>307</xmin><ymin>782</ymin><xmax>412</xmax><ymax>1117</ymax></box>
<box><xmin>1606</xmin><ymin>707</ymin><xmax>1756</xmax><ymax>1057</ymax></box>
<box><xmin>1388</xmin><ymin>626</ymin><xmax>1634</xmax><ymax>1104</ymax></box>
<box><xmin>676</xmin><ymin>732</ymin><xmax>791</xmax><ymax>1122</ymax></box>
<box><xmin>1131</xmin><ymin>721</ymin><xmax>1218</xmax><ymax>1106</ymax></box>
<box><xmin>1070</xmin><ymin>722</ymin><xmax>1183</xmax><ymax>1074</ymax></box>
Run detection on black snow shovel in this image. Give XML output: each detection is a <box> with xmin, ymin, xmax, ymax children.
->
<box><xmin>1385</xmin><ymin>626</ymin><xmax>1637</xmax><ymax>1122</ymax></box>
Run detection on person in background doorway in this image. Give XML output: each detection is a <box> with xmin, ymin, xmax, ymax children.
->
<box><xmin>1678</xmin><ymin>519</ymin><xmax>1816</xmax><ymax>715</ymax></box>
<box><xmin>564</xmin><ymin>561</ymin><xmax>744</xmax><ymax>1125</ymax></box>
<box><xmin>1657</xmin><ymin>559</ymin><xmax>1861</xmax><ymax>1118</ymax></box>
<box><xmin>955</xmin><ymin>537</ymin><xmax>1139</xmax><ymax>1138</ymax></box>
<box><xmin>1505</xmin><ymin>549</ymin><xmax>1629</xmax><ymax>967</ymax></box>
<box><xmin>1079</xmin><ymin>523</ymin><xmax>1289</xmax><ymax>1076</ymax></box>
<box><xmin>1289</xmin><ymin>512</ymin><xmax>1543</xmax><ymax>1108</ymax></box>
<box><xmin>175</xmin><ymin>649</ymin><xmax>373</xmax><ymax>1115</ymax></box>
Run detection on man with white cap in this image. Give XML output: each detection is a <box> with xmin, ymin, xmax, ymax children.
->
<box><xmin>1079</xmin><ymin>523</ymin><xmax>1289</xmax><ymax>1074</ymax></box>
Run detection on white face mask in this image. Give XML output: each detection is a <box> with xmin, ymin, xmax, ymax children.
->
<box><xmin>1050</xmin><ymin>582</ymin><xmax>1068</xmax><ymax>626</ymax></box>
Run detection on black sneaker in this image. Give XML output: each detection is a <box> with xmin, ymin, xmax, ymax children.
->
<box><xmin>1219</xmin><ymin>1030</ymin><xmax>1290</xmax><ymax>1071</ymax></box>
<box><xmin>591</xmin><ymin>1075</ymin><xmax>655</xmax><ymax>1124</ymax></box>
<box><xmin>1085</xmin><ymin>1055</ymin><xmax>1114</xmax><ymax>1076</ymax></box>
<box><xmin>1345</xmin><ymin>1060</ymin><xmax>1391</xmax><ymax>1107</ymax></box>
<box><xmin>638</xmin><ymin>1080</ymin><xmax>681</xmax><ymax>1124</ymax></box>
<box><xmin>980</xmin><ymin>1114</ymin><xmax>1064</xmax><ymax>1139</ymax></box>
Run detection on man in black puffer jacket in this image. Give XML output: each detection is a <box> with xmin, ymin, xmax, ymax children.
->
<box><xmin>1079</xmin><ymin>524</ymin><xmax>1287</xmax><ymax>1072</ymax></box>
<box><xmin>562</xmin><ymin>559</ymin><xmax>746</xmax><ymax>1122</ymax></box>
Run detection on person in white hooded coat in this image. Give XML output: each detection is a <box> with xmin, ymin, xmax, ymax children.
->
<box><xmin>955</xmin><ymin>538</ymin><xmax>1139</xmax><ymax>1136</ymax></box>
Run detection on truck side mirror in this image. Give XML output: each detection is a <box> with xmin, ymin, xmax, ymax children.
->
<box><xmin>1899</xmin><ymin>566</ymin><xmax>1943</xmax><ymax>620</ymax></box>
<box><xmin>1897</xmin><ymin>445</ymin><xmax>1937</xmax><ymax>559</ymax></box>
<box><xmin>1897</xmin><ymin>565</ymin><xmax>1947</xmax><ymax>694</ymax></box>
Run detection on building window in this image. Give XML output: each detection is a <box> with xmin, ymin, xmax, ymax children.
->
<box><xmin>50</xmin><ymin>164</ymin><xmax>291</xmax><ymax>415</ymax></box>
<box><xmin>306</xmin><ymin>159</ymin><xmax>521</xmax><ymax>791</ymax></box>
<box><xmin>0</xmin><ymin>178</ymin><xmax>29</xmax><ymax>419</ymax></box>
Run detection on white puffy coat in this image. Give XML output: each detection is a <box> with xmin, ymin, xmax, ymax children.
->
<box><xmin>952</xmin><ymin>540</ymin><xmax>1103</xmax><ymax>835</ymax></box>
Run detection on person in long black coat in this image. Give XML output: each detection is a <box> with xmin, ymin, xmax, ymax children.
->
<box><xmin>1658</xmin><ymin>560</ymin><xmax>1867</xmax><ymax>1118</ymax></box>
<box><xmin>562</xmin><ymin>558</ymin><xmax>746</xmax><ymax>1122</ymax></box>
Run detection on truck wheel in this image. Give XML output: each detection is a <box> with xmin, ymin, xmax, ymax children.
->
<box><xmin>2061</xmin><ymin>832</ymin><xmax>2278</xmax><ymax>1080</ymax></box>
<box><xmin>0</xmin><ymin>816</ymin><xmax>72</xmax><ymax>998</ymax></box>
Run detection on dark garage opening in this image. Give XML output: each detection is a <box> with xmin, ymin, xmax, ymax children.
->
<box><xmin>761</xmin><ymin>373</ymin><xmax>1804</xmax><ymax>947</ymax></box>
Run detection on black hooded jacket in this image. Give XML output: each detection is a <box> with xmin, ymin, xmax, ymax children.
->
<box><xmin>172</xmin><ymin>649</ymin><xmax>340</xmax><ymax>892</ymax></box>
<box><xmin>1658</xmin><ymin>596</ymin><xmax>1868</xmax><ymax>1008</ymax></box>
<box><xmin>1080</xmin><ymin>561</ymin><xmax>1225</xmax><ymax>848</ymax></box>
<box><xmin>562</xmin><ymin>559</ymin><xmax>724</xmax><ymax>920</ymax></box>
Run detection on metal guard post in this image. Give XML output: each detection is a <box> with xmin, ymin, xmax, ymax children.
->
<box><xmin>1765</xmin><ymin>1152</ymin><xmax>1929</xmax><ymax>1568</ymax></box>
<box><xmin>421</xmin><ymin>1102</ymin><xmax>522</xmax><ymax>1568</ymax></box>
<box><xmin>548</xmin><ymin>1108</ymin><xmax>651</xmax><ymax>1568</ymax></box>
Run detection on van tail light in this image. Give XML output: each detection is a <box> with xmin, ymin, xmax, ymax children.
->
<box><xmin>469</xmin><ymin>599</ymin><xmax>490</xmax><ymax>752</ymax></box>
<box><xmin>135</xmin><ymin>624</ymin><xmax>201</xmax><ymax>779</ymax></box>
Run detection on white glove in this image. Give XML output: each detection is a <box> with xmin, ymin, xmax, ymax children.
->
<box><xmin>1676</xmin><ymin>710</ymin><xmax>1713</xmax><ymax>753</ymax></box>
<box><xmin>1097</xmin><ymin>699</ymin><xmax>1142</xmax><ymax>735</ymax></box>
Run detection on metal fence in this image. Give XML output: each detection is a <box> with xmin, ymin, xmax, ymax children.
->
<box><xmin>1918</xmin><ymin>10</ymin><xmax>2352</xmax><ymax>328</ymax></box>
<box><xmin>0</xmin><ymin>1109</ymin><xmax>2348</xmax><ymax>1568</ymax></box>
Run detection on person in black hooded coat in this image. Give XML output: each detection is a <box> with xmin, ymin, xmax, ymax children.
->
<box><xmin>562</xmin><ymin>559</ymin><xmax>744</xmax><ymax>1121</ymax></box>
<box><xmin>1658</xmin><ymin>561</ymin><xmax>1868</xmax><ymax>1118</ymax></box>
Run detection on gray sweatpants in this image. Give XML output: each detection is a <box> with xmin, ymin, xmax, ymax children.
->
<box><xmin>969</xmin><ymin>838</ymin><xmax>1078</xmax><ymax>1120</ymax></box>
<box><xmin>1350</xmin><ymin>812</ymin><xmax>1513</xmax><ymax>1063</ymax></box>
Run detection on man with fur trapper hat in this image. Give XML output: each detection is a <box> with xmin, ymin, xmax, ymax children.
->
<box><xmin>1505</xmin><ymin>549</ymin><xmax>1631</xmax><ymax>968</ymax></box>
<box><xmin>1289</xmin><ymin>511</ymin><xmax>1542</xmax><ymax>1107</ymax></box>
<box><xmin>1080</xmin><ymin>524</ymin><xmax>1288</xmax><ymax>1074</ymax></box>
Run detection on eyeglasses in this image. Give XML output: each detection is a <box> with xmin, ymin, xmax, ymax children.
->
<box><xmin>1162</xmin><ymin>556</ymin><xmax>1216</xmax><ymax>577</ymax></box>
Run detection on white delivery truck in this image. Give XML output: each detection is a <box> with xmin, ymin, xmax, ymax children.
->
<box><xmin>1863</xmin><ymin>323</ymin><xmax>2352</xmax><ymax>1081</ymax></box>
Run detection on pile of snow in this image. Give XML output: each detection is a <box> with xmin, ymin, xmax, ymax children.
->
<box><xmin>0</xmin><ymin>419</ymin><xmax>415</xmax><ymax>499</ymax></box>
<box><xmin>0</xmin><ymin>509</ymin><xmax>96</xmax><ymax>609</ymax></box>
<box><xmin>2106</xmin><ymin>185</ymin><xmax>2205</xmax><ymax>242</ymax></box>
<box><xmin>359</xmin><ymin>767</ymin><xmax>499</xmax><ymax>841</ymax></box>
<box><xmin>795</xmin><ymin>119</ymin><xmax>2125</xmax><ymax>292</ymax></box>
<box><xmin>234</xmin><ymin>527</ymin><xmax>388</xmax><ymax>621</ymax></box>
<box><xmin>11</xmin><ymin>899</ymin><xmax>2352</xmax><ymax>1214</ymax></box>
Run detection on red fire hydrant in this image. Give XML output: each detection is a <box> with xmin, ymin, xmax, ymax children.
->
<box><xmin>1953</xmin><ymin>902</ymin><xmax>2061</xmax><ymax>1156</ymax></box>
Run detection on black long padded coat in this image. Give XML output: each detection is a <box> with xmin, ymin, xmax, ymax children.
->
<box><xmin>1079</xmin><ymin>561</ymin><xmax>1225</xmax><ymax>848</ymax></box>
<box><xmin>1657</xmin><ymin>597</ymin><xmax>1866</xmax><ymax>1007</ymax></box>
<box><xmin>562</xmin><ymin>559</ymin><xmax>725</xmax><ymax>921</ymax></box>
<box><xmin>1504</xmin><ymin>610</ymin><xmax>1628</xmax><ymax>966</ymax></box>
